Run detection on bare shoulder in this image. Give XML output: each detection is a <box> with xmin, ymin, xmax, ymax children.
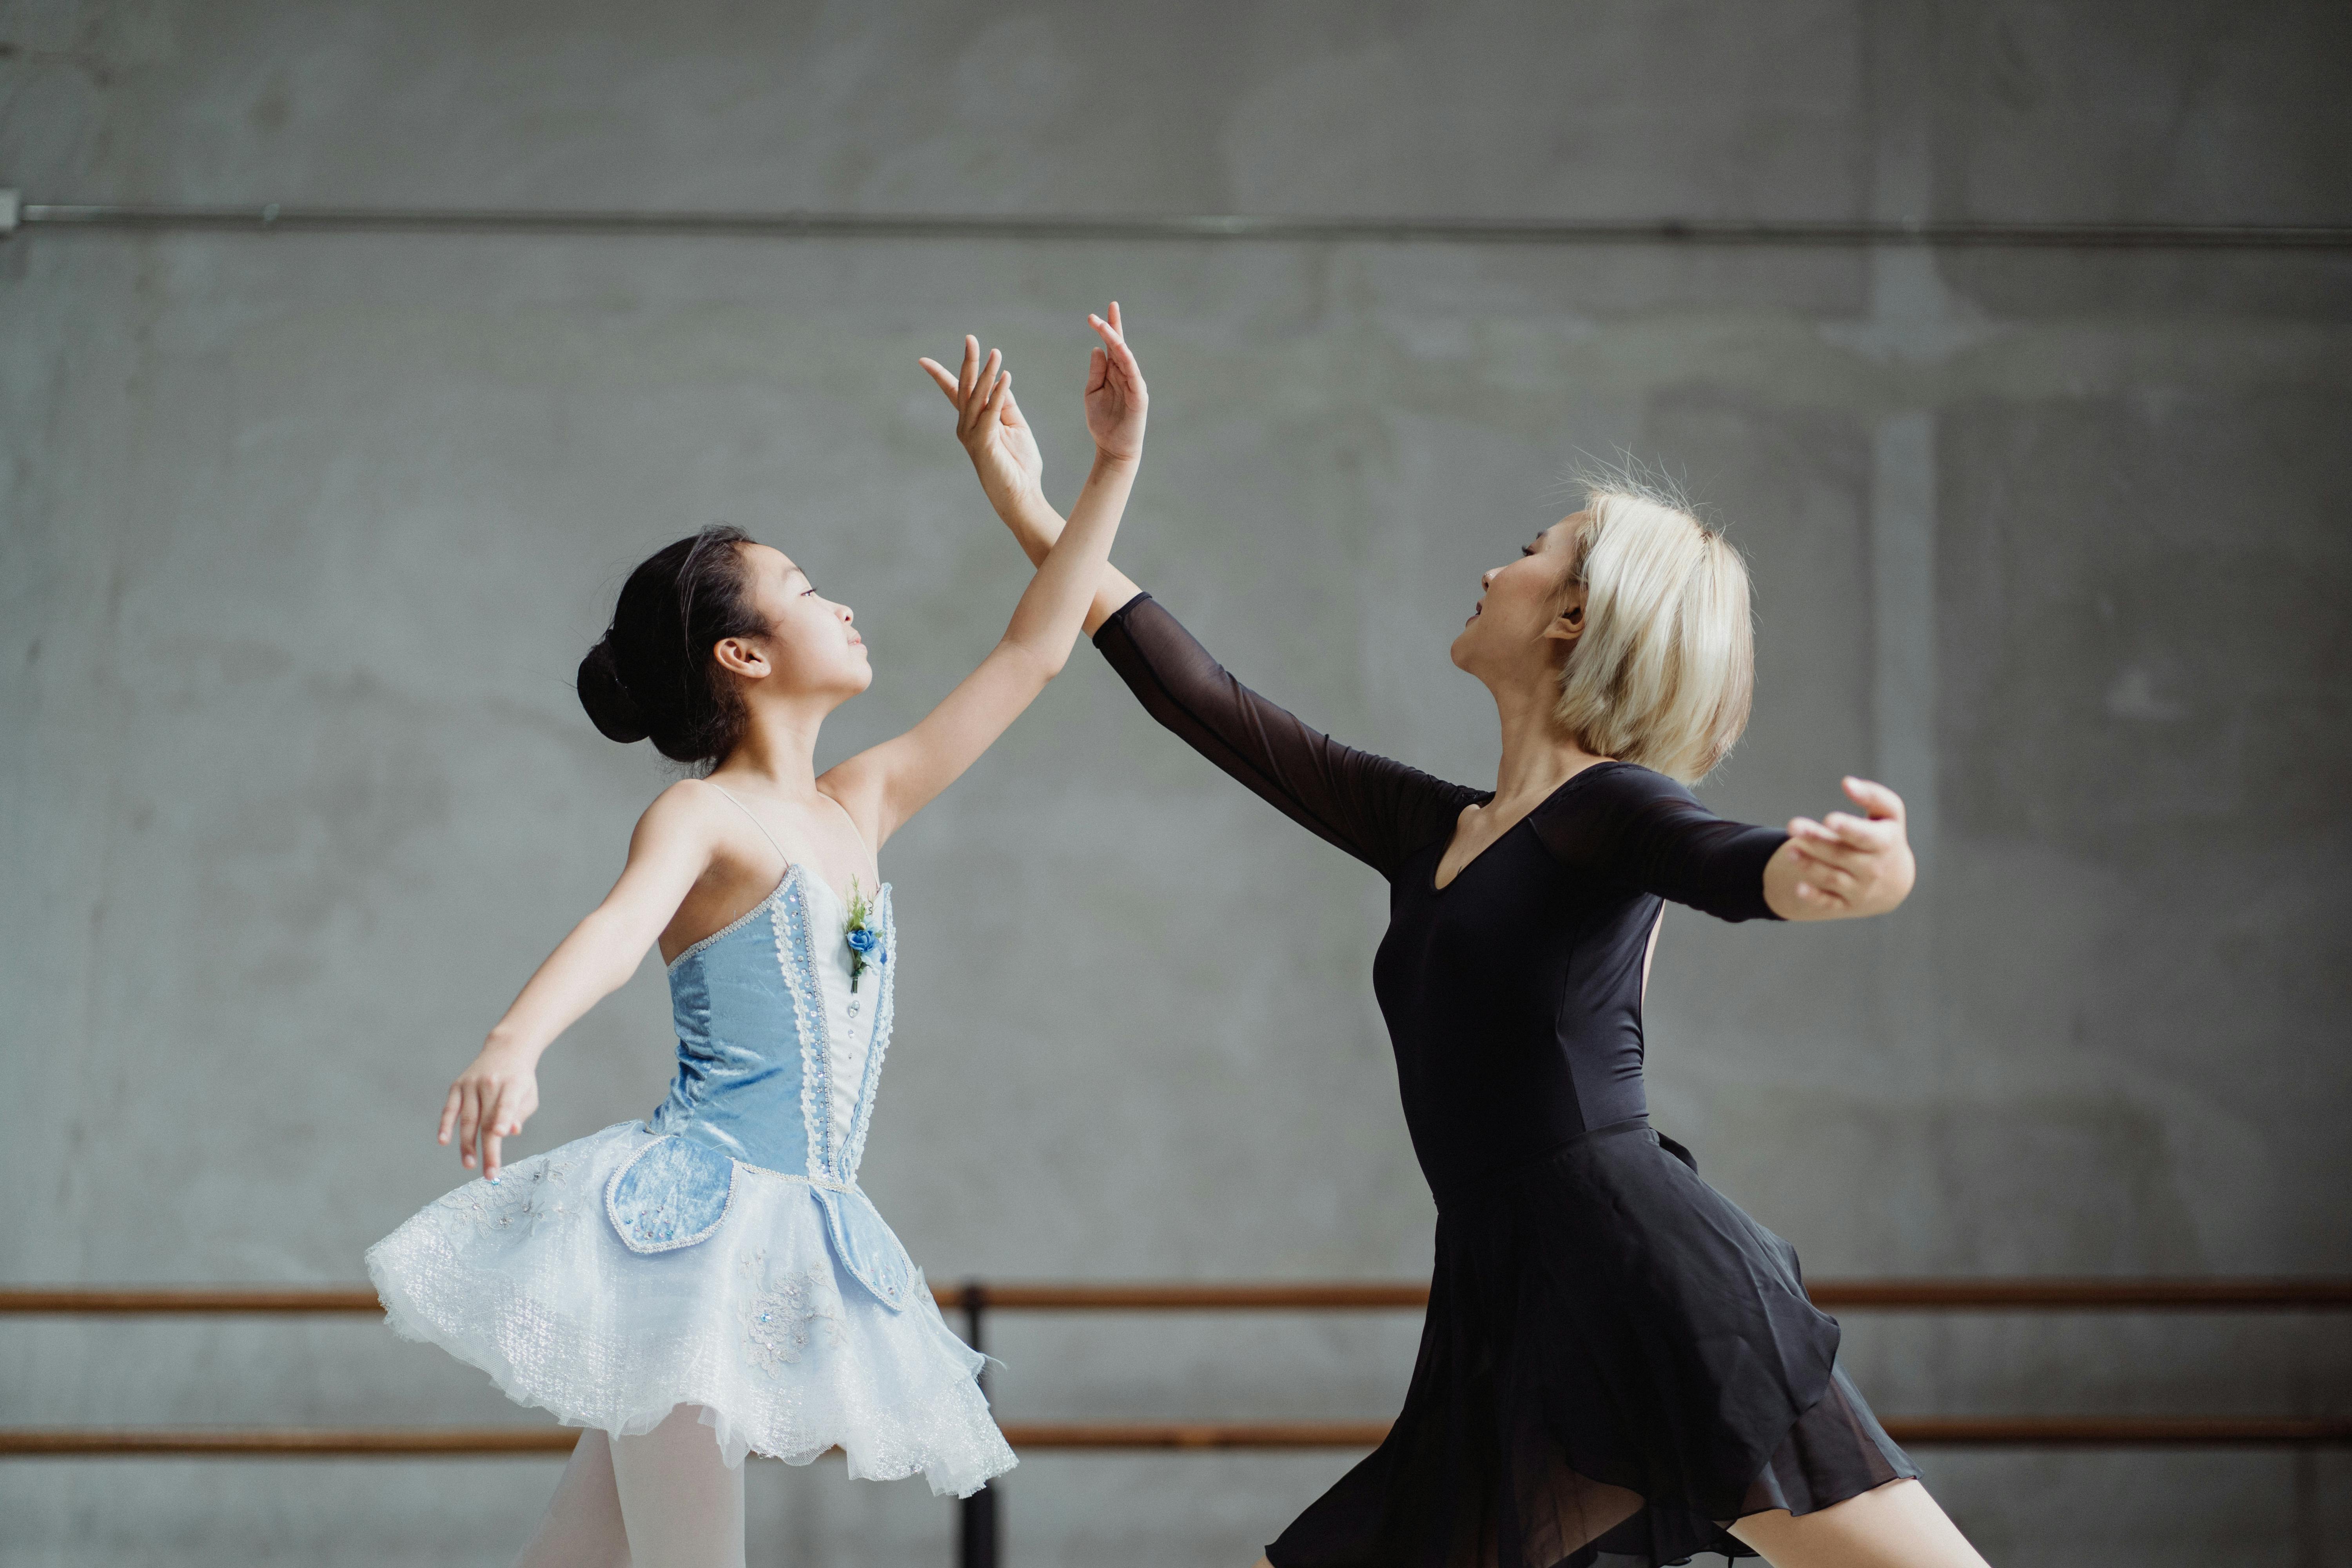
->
<box><xmin>816</xmin><ymin>757</ymin><xmax>888</xmax><ymax>848</ymax></box>
<box><xmin>632</xmin><ymin>777</ymin><xmax>732</xmax><ymax>848</ymax></box>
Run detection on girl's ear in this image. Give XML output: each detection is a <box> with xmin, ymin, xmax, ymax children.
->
<box><xmin>711</xmin><ymin>637</ymin><xmax>771</xmax><ymax>679</ymax></box>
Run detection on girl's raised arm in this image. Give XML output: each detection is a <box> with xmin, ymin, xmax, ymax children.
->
<box><xmin>436</xmin><ymin>781</ymin><xmax>719</xmax><ymax>1179</ymax></box>
<box><xmin>825</xmin><ymin>307</ymin><xmax>1147</xmax><ymax>844</ymax></box>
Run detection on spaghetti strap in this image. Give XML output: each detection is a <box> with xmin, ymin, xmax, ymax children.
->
<box><xmin>707</xmin><ymin>783</ymin><xmax>792</xmax><ymax>876</ymax></box>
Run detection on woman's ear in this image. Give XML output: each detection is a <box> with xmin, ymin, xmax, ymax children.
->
<box><xmin>1541</xmin><ymin>583</ymin><xmax>1588</xmax><ymax>647</ymax></box>
<box><xmin>711</xmin><ymin>637</ymin><xmax>771</xmax><ymax>680</ymax></box>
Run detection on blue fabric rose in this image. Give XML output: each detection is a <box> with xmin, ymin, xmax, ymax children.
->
<box><xmin>846</xmin><ymin>928</ymin><xmax>879</xmax><ymax>955</ymax></box>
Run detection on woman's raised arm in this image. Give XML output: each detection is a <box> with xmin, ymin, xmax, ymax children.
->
<box><xmin>825</xmin><ymin>308</ymin><xmax>1146</xmax><ymax>847</ymax></box>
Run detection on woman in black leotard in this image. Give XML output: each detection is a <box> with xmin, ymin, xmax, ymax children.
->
<box><xmin>921</xmin><ymin>313</ymin><xmax>1991</xmax><ymax>1568</ymax></box>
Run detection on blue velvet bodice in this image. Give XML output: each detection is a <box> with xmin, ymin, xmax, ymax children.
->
<box><xmin>651</xmin><ymin>865</ymin><xmax>895</xmax><ymax>1183</ymax></box>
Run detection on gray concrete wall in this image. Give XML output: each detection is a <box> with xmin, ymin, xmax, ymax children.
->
<box><xmin>3</xmin><ymin>2</ymin><xmax>2347</xmax><ymax>1563</ymax></box>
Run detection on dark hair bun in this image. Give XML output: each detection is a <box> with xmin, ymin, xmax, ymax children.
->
<box><xmin>577</xmin><ymin>525</ymin><xmax>767</xmax><ymax>763</ymax></box>
<box><xmin>575</xmin><ymin>637</ymin><xmax>650</xmax><ymax>744</ymax></box>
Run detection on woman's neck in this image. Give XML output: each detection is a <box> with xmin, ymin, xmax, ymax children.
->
<box><xmin>1486</xmin><ymin>668</ymin><xmax>1608</xmax><ymax>808</ymax></box>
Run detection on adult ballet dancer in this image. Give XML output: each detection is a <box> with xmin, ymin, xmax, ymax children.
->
<box><xmin>924</xmin><ymin>307</ymin><xmax>1990</xmax><ymax>1568</ymax></box>
<box><xmin>367</xmin><ymin>308</ymin><xmax>1147</xmax><ymax>1568</ymax></box>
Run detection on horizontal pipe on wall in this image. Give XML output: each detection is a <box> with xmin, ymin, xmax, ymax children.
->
<box><xmin>7</xmin><ymin>201</ymin><xmax>2351</xmax><ymax>249</ymax></box>
<box><xmin>6</xmin><ymin>1279</ymin><xmax>2352</xmax><ymax>1315</ymax></box>
<box><xmin>5</xmin><ymin>1417</ymin><xmax>2350</xmax><ymax>1457</ymax></box>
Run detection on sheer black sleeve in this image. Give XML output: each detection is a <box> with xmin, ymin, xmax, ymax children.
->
<box><xmin>1526</xmin><ymin>762</ymin><xmax>1787</xmax><ymax>922</ymax></box>
<box><xmin>1092</xmin><ymin>593</ymin><xmax>1479</xmax><ymax>880</ymax></box>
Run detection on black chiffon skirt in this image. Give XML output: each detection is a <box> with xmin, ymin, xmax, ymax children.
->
<box><xmin>1268</xmin><ymin>1121</ymin><xmax>1915</xmax><ymax>1568</ymax></box>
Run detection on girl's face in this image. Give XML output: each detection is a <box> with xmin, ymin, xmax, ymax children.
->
<box><xmin>1450</xmin><ymin>515</ymin><xmax>1588</xmax><ymax>682</ymax></box>
<box><xmin>722</xmin><ymin>542</ymin><xmax>873</xmax><ymax>702</ymax></box>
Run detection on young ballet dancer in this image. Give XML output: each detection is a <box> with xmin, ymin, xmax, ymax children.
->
<box><xmin>924</xmin><ymin>306</ymin><xmax>1992</xmax><ymax>1568</ymax></box>
<box><xmin>367</xmin><ymin>308</ymin><xmax>1148</xmax><ymax>1568</ymax></box>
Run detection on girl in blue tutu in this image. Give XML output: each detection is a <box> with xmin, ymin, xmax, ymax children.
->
<box><xmin>368</xmin><ymin>309</ymin><xmax>1146</xmax><ymax>1568</ymax></box>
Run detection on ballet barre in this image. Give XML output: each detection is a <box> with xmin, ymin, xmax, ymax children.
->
<box><xmin>2</xmin><ymin>1416</ymin><xmax>2349</xmax><ymax>1458</ymax></box>
<box><xmin>6</xmin><ymin>1278</ymin><xmax>2347</xmax><ymax>1568</ymax></box>
<box><xmin>7</xmin><ymin>1276</ymin><xmax>2350</xmax><ymax>1315</ymax></box>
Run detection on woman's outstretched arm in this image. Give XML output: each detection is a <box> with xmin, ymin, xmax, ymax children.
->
<box><xmin>921</xmin><ymin>330</ymin><xmax>1473</xmax><ymax>878</ymax></box>
<box><xmin>825</xmin><ymin>308</ymin><xmax>1146</xmax><ymax>847</ymax></box>
<box><xmin>1529</xmin><ymin>765</ymin><xmax>1913</xmax><ymax>923</ymax></box>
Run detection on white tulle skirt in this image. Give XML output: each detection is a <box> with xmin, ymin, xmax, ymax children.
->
<box><xmin>364</xmin><ymin>1120</ymin><xmax>1016</xmax><ymax>1497</ymax></box>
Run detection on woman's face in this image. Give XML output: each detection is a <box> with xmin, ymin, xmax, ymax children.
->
<box><xmin>1450</xmin><ymin>515</ymin><xmax>1587</xmax><ymax>681</ymax></box>
<box><xmin>724</xmin><ymin>542</ymin><xmax>873</xmax><ymax>702</ymax></box>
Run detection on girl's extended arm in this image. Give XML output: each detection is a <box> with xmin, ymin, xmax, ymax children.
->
<box><xmin>436</xmin><ymin>783</ymin><xmax>716</xmax><ymax>1179</ymax></box>
<box><xmin>823</xmin><ymin>307</ymin><xmax>1147</xmax><ymax>846</ymax></box>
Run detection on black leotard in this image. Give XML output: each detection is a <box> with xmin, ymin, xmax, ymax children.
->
<box><xmin>1094</xmin><ymin>593</ymin><xmax>1913</xmax><ymax>1568</ymax></box>
<box><xmin>1094</xmin><ymin>593</ymin><xmax>1782</xmax><ymax>1202</ymax></box>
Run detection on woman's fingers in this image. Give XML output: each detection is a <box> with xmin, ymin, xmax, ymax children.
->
<box><xmin>956</xmin><ymin>335</ymin><xmax>980</xmax><ymax>403</ymax></box>
<box><xmin>437</xmin><ymin>1084</ymin><xmax>462</xmax><ymax>1146</ymax></box>
<box><xmin>1842</xmin><ymin>775</ymin><xmax>1907</xmax><ymax>824</ymax></box>
<box><xmin>1820</xmin><ymin>812</ymin><xmax>1898</xmax><ymax>853</ymax></box>
<box><xmin>962</xmin><ymin>350</ymin><xmax>1004</xmax><ymax>434</ymax></box>
<box><xmin>917</xmin><ymin>357</ymin><xmax>961</xmax><ymax>401</ymax></box>
<box><xmin>1791</xmin><ymin>820</ymin><xmax>1873</xmax><ymax>869</ymax></box>
<box><xmin>980</xmin><ymin>368</ymin><xmax>1013</xmax><ymax>424</ymax></box>
<box><xmin>1789</xmin><ymin>876</ymin><xmax>1842</xmax><ymax>911</ymax></box>
<box><xmin>1790</xmin><ymin>844</ymin><xmax>1860</xmax><ymax>895</ymax></box>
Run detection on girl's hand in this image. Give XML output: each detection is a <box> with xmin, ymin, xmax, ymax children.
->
<box><xmin>437</xmin><ymin>1041</ymin><xmax>541</xmax><ymax>1182</ymax></box>
<box><xmin>1083</xmin><ymin>301</ymin><xmax>1147</xmax><ymax>462</ymax></box>
<box><xmin>1770</xmin><ymin>777</ymin><xmax>1916</xmax><ymax>920</ymax></box>
<box><xmin>919</xmin><ymin>336</ymin><xmax>1045</xmax><ymax>515</ymax></box>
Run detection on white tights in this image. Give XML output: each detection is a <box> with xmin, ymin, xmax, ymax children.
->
<box><xmin>513</xmin><ymin>1405</ymin><xmax>747</xmax><ymax>1568</ymax></box>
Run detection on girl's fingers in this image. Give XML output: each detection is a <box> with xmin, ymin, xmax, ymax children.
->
<box><xmin>957</xmin><ymin>336</ymin><xmax>980</xmax><ymax>402</ymax></box>
<box><xmin>480</xmin><ymin>1085</ymin><xmax>506</xmax><ymax>1179</ymax></box>
<box><xmin>1086</xmin><ymin>344</ymin><xmax>1108</xmax><ymax>392</ymax></box>
<box><xmin>1000</xmin><ymin>387</ymin><xmax>1029</xmax><ymax>428</ymax></box>
<box><xmin>456</xmin><ymin>1083</ymin><xmax>481</xmax><ymax>1169</ymax></box>
<box><xmin>437</xmin><ymin>1085</ymin><xmax>462</xmax><ymax>1145</ymax></box>
<box><xmin>1107</xmin><ymin>299</ymin><xmax>1123</xmax><ymax>335</ymax></box>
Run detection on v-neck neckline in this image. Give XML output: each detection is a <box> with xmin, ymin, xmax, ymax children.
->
<box><xmin>1427</xmin><ymin>760</ymin><xmax>1624</xmax><ymax>895</ymax></box>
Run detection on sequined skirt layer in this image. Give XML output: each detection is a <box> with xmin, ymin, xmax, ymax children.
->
<box><xmin>1268</xmin><ymin>1122</ymin><xmax>1915</xmax><ymax>1568</ymax></box>
<box><xmin>364</xmin><ymin>1120</ymin><xmax>1014</xmax><ymax>1497</ymax></box>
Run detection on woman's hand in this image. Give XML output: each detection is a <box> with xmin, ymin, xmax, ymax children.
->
<box><xmin>919</xmin><ymin>336</ymin><xmax>1045</xmax><ymax>515</ymax></box>
<box><xmin>1765</xmin><ymin>777</ymin><xmax>1916</xmax><ymax>921</ymax></box>
<box><xmin>438</xmin><ymin>1039</ymin><xmax>542</xmax><ymax>1182</ymax></box>
<box><xmin>1083</xmin><ymin>301</ymin><xmax>1147</xmax><ymax>462</ymax></box>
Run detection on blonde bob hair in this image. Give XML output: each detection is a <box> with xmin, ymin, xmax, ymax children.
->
<box><xmin>1553</xmin><ymin>478</ymin><xmax>1755</xmax><ymax>784</ymax></box>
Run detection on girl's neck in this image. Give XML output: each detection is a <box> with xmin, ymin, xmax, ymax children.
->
<box><xmin>715</xmin><ymin>696</ymin><xmax>829</xmax><ymax>797</ymax></box>
<box><xmin>1486</xmin><ymin>668</ymin><xmax>1608</xmax><ymax>808</ymax></box>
